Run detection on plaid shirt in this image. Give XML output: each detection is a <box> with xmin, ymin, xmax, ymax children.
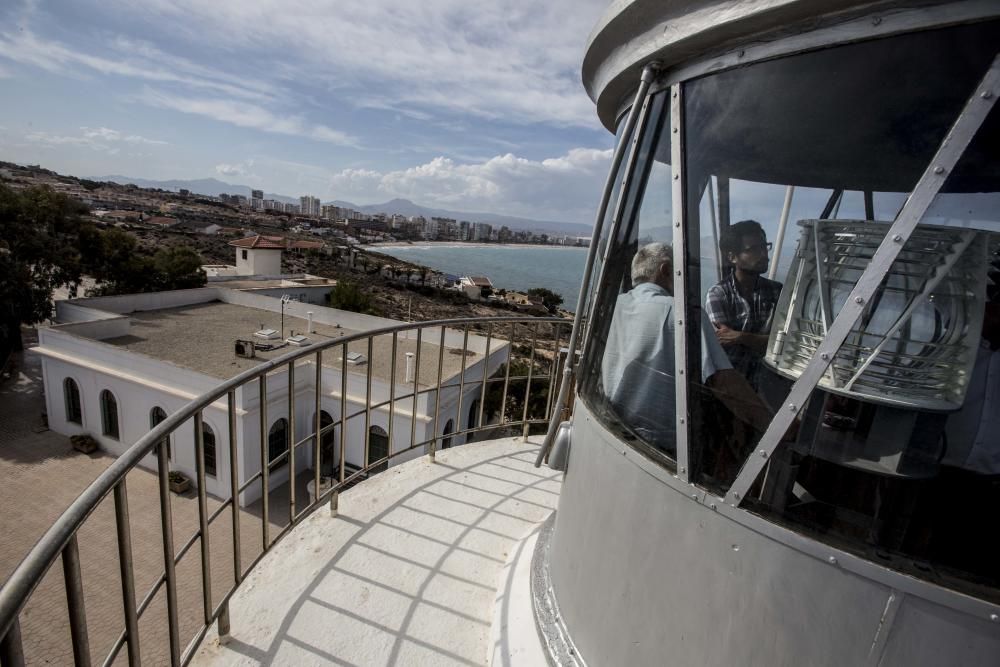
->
<box><xmin>705</xmin><ymin>271</ymin><xmax>783</xmax><ymax>383</ymax></box>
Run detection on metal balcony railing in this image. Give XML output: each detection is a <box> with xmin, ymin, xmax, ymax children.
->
<box><xmin>0</xmin><ymin>315</ymin><xmax>568</xmax><ymax>667</ymax></box>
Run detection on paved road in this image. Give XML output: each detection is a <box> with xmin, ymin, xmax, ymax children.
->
<box><xmin>0</xmin><ymin>329</ymin><xmax>308</xmax><ymax>666</ymax></box>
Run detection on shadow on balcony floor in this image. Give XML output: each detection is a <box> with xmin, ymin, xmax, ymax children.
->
<box><xmin>193</xmin><ymin>437</ymin><xmax>562</xmax><ymax>666</ymax></box>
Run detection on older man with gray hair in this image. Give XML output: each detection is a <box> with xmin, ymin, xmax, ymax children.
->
<box><xmin>602</xmin><ymin>242</ymin><xmax>773</xmax><ymax>454</ymax></box>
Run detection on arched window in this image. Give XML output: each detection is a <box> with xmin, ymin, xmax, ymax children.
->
<box><xmin>442</xmin><ymin>419</ymin><xmax>454</xmax><ymax>449</ymax></box>
<box><xmin>314</xmin><ymin>411</ymin><xmax>337</xmax><ymax>478</ymax></box>
<box><xmin>150</xmin><ymin>406</ymin><xmax>170</xmax><ymax>459</ymax></box>
<box><xmin>100</xmin><ymin>390</ymin><xmax>119</xmax><ymax>440</ymax></box>
<box><xmin>467</xmin><ymin>399</ymin><xmax>480</xmax><ymax>431</ymax></box>
<box><xmin>368</xmin><ymin>425</ymin><xmax>388</xmax><ymax>473</ymax></box>
<box><xmin>269</xmin><ymin>418</ymin><xmax>289</xmax><ymax>469</ymax></box>
<box><xmin>202</xmin><ymin>423</ymin><xmax>217</xmax><ymax>477</ymax></box>
<box><xmin>64</xmin><ymin>378</ymin><xmax>82</xmax><ymax>425</ymax></box>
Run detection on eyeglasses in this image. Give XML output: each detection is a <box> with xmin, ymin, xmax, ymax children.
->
<box><xmin>740</xmin><ymin>241</ymin><xmax>773</xmax><ymax>254</ymax></box>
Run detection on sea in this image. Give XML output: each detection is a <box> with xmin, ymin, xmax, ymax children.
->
<box><xmin>373</xmin><ymin>243</ymin><xmax>797</xmax><ymax>314</ymax></box>
<box><xmin>372</xmin><ymin>244</ymin><xmax>589</xmax><ymax>312</ymax></box>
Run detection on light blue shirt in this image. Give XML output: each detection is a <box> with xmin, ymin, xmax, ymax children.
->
<box><xmin>601</xmin><ymin>282</ymin><xmax>731</xmax><ymax>449</ymax></box>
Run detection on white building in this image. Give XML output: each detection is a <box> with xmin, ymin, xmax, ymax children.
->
<box><xmin>34</xmin><ymin>288</ymin><xmax>505</xmax><ymax>507</ymax></box>
<box><xmin>458</xmin><ymin>275</ymin><xmax>494</xmax><ymax>300</ymax></box>
<box><xmin>231</xmin><ymin>234</ymin><xmax>285</xmax><ymax>275</ymax></box>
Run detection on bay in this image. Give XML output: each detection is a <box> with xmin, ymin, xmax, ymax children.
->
<box><xmin>372</xmin><ymin>243</ymin><xmax>589</xmax><ymax>312</ymax></box>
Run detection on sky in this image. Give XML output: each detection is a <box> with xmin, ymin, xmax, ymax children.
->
<box><xmin>0</xmin><ymin>0</ymin><xmax>614</xmax><ymax>223</ymax></box>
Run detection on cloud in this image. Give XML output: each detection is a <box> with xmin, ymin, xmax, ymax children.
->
<box><xmin>329</xmin><ymin>147</ymin><xmax>612</xmax><ymax>222</ymax></box>
<box><xmin>215</xmin><ymin>159</ymin><xmax>255</xmax><ymax>177</ymax></box>
<box><xmin>0</xmin><ymin>26</ymin><xmax>271</xmax><ymax>102</ymax></box>
<box><xmin>138</xmin><ymin>87</ymin><xmax>359</xmax><ymax>147</ymax></box>
<box><xmin>81</xmin><ymin>126</ymin><xmax>168</xmax><ymax>145</ymax></box>
<box><xmin>25</xmin><ymin>127</ymin><xmax>167</xmax><ymax>152</ymax></box>
<box><xmin>88</xmin><ymin>0</ymin><xmax>607</xmax><ymax>128</ymax></box>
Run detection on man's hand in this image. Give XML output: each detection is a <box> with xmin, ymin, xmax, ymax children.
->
<box><xmin>715</xmin><ymin>324</ymin><xmax>770</xmax><ymax>354</ymax></box>
<box><xmin>715</xmin><ymin>324</ymin><xmax>743</xmax><ymax>347</ymax></box>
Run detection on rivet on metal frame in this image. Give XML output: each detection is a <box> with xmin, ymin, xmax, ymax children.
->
<box><xmin>820</xmin><ymin>352</ymin><xmax>830</xmax><ymax>360</ymax></box>
<box><xmin>892</xmin><ymin>234</ymin><xmax>903</xmax><ymax>242</ymax></box>
<box><xmin>990</xmin><ymin>613</ymin><xmax>999</xmax><ymax>622</ymax></box>
<box><xmin>871</xmin><ymin>16</ymin><xmax>882</xmax><ymax>25</ymax></box>
<box><xmin>673</xmin><ymin>174</ymin><xmax>679</xmax><ymax>180</ymax></box>
<box><xmin>982</xmin><ymin>91</ymin><xmax>994</xmax><ymax>100</ymax></box>
<box><xmin>680</xmin><ymin>466</ymin><xmax>686</xmax><ymax>473</ymax></box>
<box><xmin>691</xmin><ymin>493</ymin><xmax>699</xmax><ymax>500</ymax></box>
<box><xmin>709</xmin><ymin>503</ymin><xmax>717</xmax><ymax>510</ymax></box>
<box><xmin>855</xmin><ymin>296</ymin><xmax>865</xmax><ymax>304</ymax></box>
<box><xmin>828</xmin><ymin>556</ymin><xmax>838</xmax><ymax>565</ymax></box>
<box><xmin>788</xmin><ymin>403</ymin><xmax>797</xmax><ymax>411</ymax></box>
<box><xmin>933</xmin><ymin>165</ymin><xmax>945</xmax><ymax>174</ymax></box>
<box><xmin>758</xmin><ymin>449</ymin><xmax>767</xmax><ymax>458</ymax></box>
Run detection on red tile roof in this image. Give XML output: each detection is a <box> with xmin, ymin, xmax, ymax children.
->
<box><xmin>229</xmin><ymin>235</ymin><xmax>287</xmax><ymax>249</ymax></box>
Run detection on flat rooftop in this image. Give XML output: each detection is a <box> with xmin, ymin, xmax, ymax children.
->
<box><xmin>100</xmin><ymin>301</ymin><xmax>486</xmax><ymax>384</ymax></box>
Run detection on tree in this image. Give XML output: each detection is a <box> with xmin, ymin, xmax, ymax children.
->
<box><xmin>154</xmin><ymin>246</ymin><xmax>206</xmax><ymax>289</ymax></box>
<box><xmin>84</xmin><ymin>231</ymin><xmax>206</xmax><ymax>295</ymax></box>
<box><xmin>0</xmin><ymin>184</ymin><xmax>90</xmax><ymax>350</ymax></box>
<box><xmin>326</xmin><ymin>281</ymin><xmax>378</xmax><ymax>315</ymax></box>
<box><xmin>527</xmin><ymin>287</ymin><xmax>564</xmax><ymax>313</ymax></box>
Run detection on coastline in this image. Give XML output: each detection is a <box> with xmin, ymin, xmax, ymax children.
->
<box><xmin>368</xmin><ymin>241</ymin><xmax>587</xmax><ymax>251</ymax></box>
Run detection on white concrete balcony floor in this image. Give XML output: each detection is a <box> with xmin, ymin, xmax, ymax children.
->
<box><xmin>192</xmin><ymin>437</ymin><xmax>562</xmax><ymax>666</ymax></box>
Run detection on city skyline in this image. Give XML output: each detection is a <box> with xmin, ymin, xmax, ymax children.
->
<box><xmin>0</xmin><ymin>0</ymin><xmax>614</xmax><ymax>224</ymax></box>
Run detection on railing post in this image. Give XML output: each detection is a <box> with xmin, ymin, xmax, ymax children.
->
<box><xmin>431</xmin><ymin>326</ymin><xmax>447</xmax><ymax>462</ymax></box>
<box><xmin>224</xmin><ymin>389</ymin><xmax>240</xmax><ymax>645</ymax></box>
<box><xmin>61</xmin><ymin>534</ymin><xmax>91</xmax><ymax>667</ymax></box>
<box><xmin>387</xmin><ymin>332</ymin><xmax>398</xmax><ymax>468</ymax></box>
<box><xmin>500</xmin><ymin>323</ymin><xmax>515</xmax><ymax>425</ymax></box>
<box><xmin>477</xmin><ymin>324</ymin><xmax>493</xmax><ymax>433</ymax></box>
<box><xmin>288</xmin><ymin>362</ymin><xmax>297</xmax><ymax>523</ymax></box>
<box><xmin>113</xmin><ymin>481</ymin><xmax>141</xmax><ymax>666</ymax></box>
<box><xmin>409</xmin><ymin>328</ymin><xmax>422</xmax><ymax>456</ymax></box>
<box><xmin>194</xmin><ymin>413</ymin><xmax>213</xmax><ymax>625</ymax></box>
<box><xmin>521</xmin><ymin>323</ymin><xmax>539</xmax><ymax>440</ymax></box>
<box><xmin>0</xmin><ymin>617</ymin><xmax>25</xmax><ymax>667</ymax></box>
<box><xmin>339</xmin><ymin>342</ymin><xmax>348</xmax><ymax>485</ymax></box>
<box><xmin>329</xmin><ymin>489</ymin><xmax>339</xmax><ymax>518</ymax></box>
<box><xmin>314</xmin><ymin>350</ymin><xmax>323</xmax><ymax>504</ymax></box>
<box><xmin>363</xmin><ymin>337</ymin><xmax>374</xmax><ymax>470</ymax></box>
<box><xmin>156</xmin><ymin>442</ymin><xmax>181</xmax><ymax>666</ymax></box>
<box><xmin>227</xmin><ymin>390</ymin><xmax>241</xmax><ymax>583</ymax></box>
<box><xmin>455</xmin><ymin>325</ymin><xmax>470</xmax><ymax>443</ymax></box>
<box><xmin>259</xmin><ymin>374</ymin><xmax>270</xmax><ymax>549</ymax></box>
<box><xmin>217</xmin><ymin>604</ymin><xmax>231</xmax><ymax>645</ymax></box>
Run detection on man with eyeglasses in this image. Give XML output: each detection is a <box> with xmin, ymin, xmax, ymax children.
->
<box><xmin>705</xmin><ymin>219</ymin><xmax>782</xmax><ymax>387</ymax></box>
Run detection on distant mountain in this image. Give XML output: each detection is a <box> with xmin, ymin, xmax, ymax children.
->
<box><xmin>91</xmin><ymin>175</ymin><xmax>298</xmax><ymax>204</ymax></box>
<box><xmin>91</xmin><ymin>175</ymin><xmax>592</xmax><ymax>236</ymax></box>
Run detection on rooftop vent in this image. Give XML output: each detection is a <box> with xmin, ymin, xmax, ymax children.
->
<box><xmin>254</xmin><ymin>328</ymin><xmax>279</xmax><ymax>340</ymax></box>
<box><xmin>234</xmin><ymin>339</ymin><xmax>256</xmax><ymax>359</ymax></box>
<box><xmin>286</xmin><ymin>334</ymin><xmax>311</xmax><ymax>346</ymax></box>
<box><xmin>344</xmin><ymin>351</ymin><xmax>367</xmax><ymax>365</ymax></box>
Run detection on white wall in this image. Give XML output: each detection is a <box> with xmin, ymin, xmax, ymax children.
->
<box><xmin>37</xmin><ymin>287</ymin><xmax>513</xmax><ymax>507</ymax></box>
<box><xmin>242</xmin><ymin>248</ymin><xmax>282</xmax><ymax>276</ymax></box>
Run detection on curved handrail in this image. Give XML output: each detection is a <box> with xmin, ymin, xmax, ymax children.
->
<box><xmin>0</xmin><ymin>315</ymin><xmax>566</xmax><ymax>664</ymax></box>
